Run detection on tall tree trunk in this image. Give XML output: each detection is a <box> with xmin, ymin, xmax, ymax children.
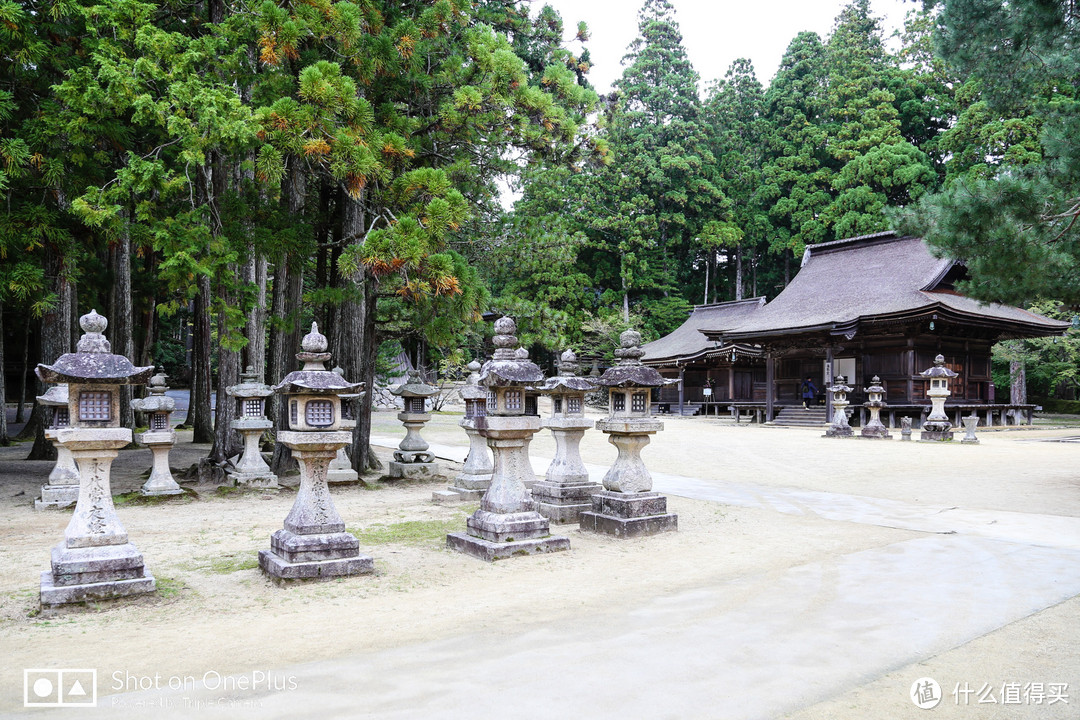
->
<box><xmin>188</xmin><ymin>277</ymin><xmax>214</xmax><ymax>442</ymax></box>
<box><xmin>269</xmin><ymin>159</ymin><xmax>306</xmax><ymax>474</ymax></box>
<box><xmin>114</xmin><ymin>213</ymin><xmax>136</xmax><ymax>430</ymax></box>
<box><xmin>1010</xmin><ymin>357</ymin><xmax>1027</xmax><ymax>405</ymax></box>
<box><xmin>210</xmin><ymin>267</ymin><xmax>242</xmax><ymax>464</ymax></box>
<box><xmin>0</xmin><ymin>301</ymin><xmax>8</xmax><ymax>445</ymax></box>
<box><xmin>15</xmin><ymin>321</ymin><xmax>29</xmax><ymax>423</ymax></box>
<box><xmin>138</xmin><ymin>251</ymin><xmax>156</xmax><ymax>368</ymax></box>
<box><xmin>25</xmin><ymin>249</ymin><xmax>74</xmax><ymax>456</ymax></box>
<box><xmin>735</xmin><ymin>245</ymin><xmax>744</xmax><ymax>301</ymax></box>
<box><xmin>243</xmin><ymin>249</ymin><xmax>268</xmax><ymax>378</ymax></box>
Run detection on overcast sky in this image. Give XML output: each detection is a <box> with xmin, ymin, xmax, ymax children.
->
<box><xmin>531</xmin><ymin>0</ymin><xmax>915</xmax><ymax>93</ymax></box>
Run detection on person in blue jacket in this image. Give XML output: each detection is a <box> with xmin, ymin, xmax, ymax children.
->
<box><xmin>801</xmin><ymin>376</ymin><xmax>818</xmax><ymax>409</ymax></box>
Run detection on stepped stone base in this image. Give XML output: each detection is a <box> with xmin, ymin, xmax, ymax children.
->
<box><xmin>446</xmin><ymin>532</ymin><xmax>570</xmax><ymax>562</ymax></box>
<box><xmin>259</xmin><ymin>529</ymin><xmax>373</xmax><ymax>580</ymax></box>
<box><xmin>578</xmin><ymin>491</ymin><xmax>678</xmax><ymax>538</ymax></box>
<box><xmin>227</xmin><ymin>471</ymin><xmax>280</xmax><ymax>490</ymax></box>
<box><xmin>532</xmin><ymin>480</ymin><xmax>602</xmax><ymax>524</ymax></box>
<box><xmin>387</xmin><ymin>461</ymin><xmax>439</xmax><ymax>480</ymax></box>
<box><xmin>823</xmin><ymin>426</ymin><xmax>854</xmax><ymax>438</ymax></box>
<box><xmin>327</xmin><ymin>469</ymin><xmax>359</xmax><ymax>485</ymax></box>
<box><xmin>35</xmin><ymin>484</ymin><xmax>79</xmax><ymax>511</ymax></box>
<box><xmin>140</xmin><ymin>486</ymin><xmax>184</xmax><ymax>497</ymax></box>
<box><xmin>432</xmin><ymin>487</ymin><xmax>484</xmax><ymax>504</ymax></box>
<box><xmin>920</xmin><ymin>430</ymin><xmax>954</xmax><ymax>442</ymax></box>
<box><xmin>41</xmin><ymin>543</ymin><xmax>156</xmax><ymax>606</ymax></box>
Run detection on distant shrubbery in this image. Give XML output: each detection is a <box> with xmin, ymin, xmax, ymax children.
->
<box><xmin>1034</xmin><ymin>399</ymin><xmax>1080</xmax><ymax>415</ymax></box>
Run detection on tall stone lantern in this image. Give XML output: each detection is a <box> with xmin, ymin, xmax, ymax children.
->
<box><xmin>226</xmin><ymin>366</ymin><xmax>278</xmax><ymax>489</ymax></box>
<box><xmin>432</xmin><ymin>360</ymin><xmax>493</xmax><ymax>504</ymax></box>
<box><xmin>35</xmin><ymin>309</ymin><xmax>156</xmax><ymax>607</ymax></box>
<box><xmin>131</xmin><ymin>369</ymin><xmax>183</xmax><ymax>496</ymax></box>
<box><xmin>258</xmin><ymin>323</ymin><xmax>373</xmax><ymax>581</ymax></box>
<box><xmin>446</xmin><ymin>317</ymin><xmax>570</xmax><ymax>561</ymax></box>
<box><xmin>33</xmin><ymin>384</ymin><xmax>80</xmax><ymax>510</ymax></box>
<box><xmin>824</xmin><ymin>375</ymin><xmax>854</xmax><ymax>438</ymax></box>
<box><xmin>579</xmin><ymin>329</ymin><xmax>678</xmax><ymax>538</ymax></box>
<box><xmin>387</xmin><ymin>370</ymin><xmax>440</xmax><ymax>479</ymax></box>
<box><xmin>861</xmin><ymin>376</ymin><xmax>891</xmax><ymax>439</ymax></box>
<box><xmin>533</xmin><ymin>349</ymin><xmax>601</xmax><ymax>523</ymax></box>
<box><xmin>920</xmin><ymin>354</ymin><xmax>958</xmax><ymax>442</ymax></box>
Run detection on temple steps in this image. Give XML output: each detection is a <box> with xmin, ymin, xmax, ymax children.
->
<box><xmin>772</xmin><ymin>406</ymin><xmax>829</xmax><ymax>427</ymax></box>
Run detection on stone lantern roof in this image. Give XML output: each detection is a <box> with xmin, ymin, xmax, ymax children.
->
<box><xmin>596</xmin><ymin>330</ymin><xmax>672</xmax><ymax>389</ymax></box>
<box><xmin>132</xmin><ymin>370</ymin><xmax>176</xmax><ymax>413</ymax></box>
<box><xmin>390</xmin><ymin>370</ymin><xmax>439</xmax><ymax>399</ymax></box>
<box><xmin>541</xmin><ymin>349</ymin><xmax>595</xmax><ymax>393</ymax></box>
<box><xmin>920</xmin><ymin>354</ymin><xmax>959</xmax><ymax>379</ymax></box>
<box><xmin>274</xmin><ymin>323</ymin><xmax>363</xmax><ymax>396</ymax></box>
<box><xmin>36</xmin><ymin>309</ymin><xmax>155</xmax><ymax>385</ymax></box>
<box><xmin>864</xmin><ymin>376</ymin><xmax>886</xmax><ymax>396</ymax></box>
<box><xmin>459</xmin><ymin>360</ymin><xmax>488</xmax><ymax>400</ymax></box>
<box><xmin>228</xmin><ymin>366</ymin><xmax>274</xmax><ymax>399</ymax></box>
<box><xmin>827</xmin><ymin>375</ymin><xmax>854</xmax><ymax>393</ymax></box>
<box><xmin>478</xmin><ymin>317</ymin><xmax>544</xmax><ymax>386</ymax></box>
<box><xmin>36</xmin><ymin>384</ymin><xmax>69</xmax><ymax>408</ymax></box>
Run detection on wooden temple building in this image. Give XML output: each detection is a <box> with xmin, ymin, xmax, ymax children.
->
<box><xmin>642</xmin><ymin>232</ymin><xmax>1069</xmax><ymax>427</ymax></box>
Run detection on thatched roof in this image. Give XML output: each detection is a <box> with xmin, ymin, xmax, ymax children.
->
<box><xmin>640</xmin><ymin>297</ymin><xmax>766</xmax><ymax>366</ymax></box>
<box><xmin>705</xmin><ymin>232</ymin><xmax>1068</xmax><ymax>343</ymax></box>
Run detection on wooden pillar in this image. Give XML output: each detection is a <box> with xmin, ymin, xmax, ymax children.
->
<box><xmin>678</xmin><ymin>366</ymin><xmax>685</xmax><ymax>416</ymax></box>
<box><xmin>906</xmin><ymin>338</ymin><xmax>915</xmax><ymax>403</ymax></box>
<box><xmin>825</xmin><ymin>345</ymin><xmax>834</xmax><ymax>423</ymax></box>
<box><xmin>728</xmin><ymin>362</ymin><xmax>735</xmax><ymax>401</ymax></box>
<box><xmin>765</xmin><ymin>353</ymin><xmax>775</xmax><ymax>422</ymax></box>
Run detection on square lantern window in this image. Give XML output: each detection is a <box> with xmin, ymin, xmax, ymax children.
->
<box><xmin>151</xmin><ymin>413</ymin><xmax>169</xmax><ymax>431</ymax></box>
<box><xmin>290</xmin><ymin>400</ymin><xmax>298</xmax><ymax>427</ymax></box>
<box><xmin>525</xmin><ymin>394</ymin><xmax>538</xmax><ymax>416</ymax></box>
<box><xmin>553</xmin><ymin>397</ymin><xmax>563</xmax><ymax>414</ymax></box>
<box><xmin>244</xmin><ymin>399</ymin><xmax>263</xmax><ymax>417</ymax></box>
<box><xmin>305</xmin><ymin>399</ymin><xmax>334</xmax><ymax>427</ymax></box>
<box><xmin>504</xmin><ymin>390</ymin><xmax>522</xmax><ymax>412</ymax></box>
<box><xmin>473</xmin><ymin>399</ymin><xmax>486</xmax><ymax>418</ymax></box>
<box><xmin>79</xmin><ymin>391</ymin><xmax>112</xmax><ymax>422</ymax></box>
<box><xmin>612</xmin><ymin>393</ymin><xmax>626</xmax><ymax>413</ymax></box>
<box><xmin>632</xmin><ymin>392</ymin><xmax>647</xmax><ymax>413</ymax></box>
<box><xmin>487</xmin><ymin>390</ymin><xmax>497</xmax><ymax>411</ymax></box>
<box><xmin>568</xmin><ymin>397</ymin><xmax>581</xmax><ymax>415</ymax></box>
<box><xmin>465</xmin><ymin>399</ymin><xmax>477</xmax><ymax>419</ymax></box>
<box><xmin>55</xmin><ymin>407</ymin><xmax>70</xmax><ymax>428</ymax></box>
<box><xmin>409</xmin><ymin>397</ymin><xmax>425</xmax><ymax>414</ymax></box>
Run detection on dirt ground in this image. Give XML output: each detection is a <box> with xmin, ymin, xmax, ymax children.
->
<box><xmin>0</xmin><ymin>407</ymin><xmax>1077</xmax><ymax>718</ymax></box>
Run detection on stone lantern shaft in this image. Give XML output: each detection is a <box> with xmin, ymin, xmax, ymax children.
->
<box><xmin>433</xmin><ymin>359</ymin><xmax>493</xmax><ymax>504</ymax></box>
<box><xmin>132</xmin><ymin>369</ymin><xmax>183</xmax><ymax>496</ymax></box>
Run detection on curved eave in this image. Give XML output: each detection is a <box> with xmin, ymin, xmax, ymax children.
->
<box><xmin>642</xmin><ymin>342</ymin><xmax>764</xmax><ymax>367</ymax></box>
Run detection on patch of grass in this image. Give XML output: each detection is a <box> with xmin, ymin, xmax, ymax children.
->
<box><xmin>349</xmin><ymin>516</ymin><xmax>466</xmax><ymax>546</ymax></box>
<box><xmin>155</xmin><ymin>575</ymin><xmax>185</xmax><ymax>599</ymax></box>
<box><xmin>114</xmin><ymin>490</ymin><xmax>192</xmax><ymax>506</ymax></box>
<box><xmin>181</xmin><ymin>552</ymin><xmax>259</xmax><ymax>574</ymax></box>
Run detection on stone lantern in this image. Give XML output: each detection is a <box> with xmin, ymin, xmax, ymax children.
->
<box><xmin>131</xmin><ymin>369</ymin><xmax>183</xmax><ymax>496</ymax></box>
<box><xmin>824</xmin><ymin>375</ymin><xmax>854</xmax><ymax>438</ymax></box>
<box><xmin>860</xmin><ymin>376</ymin><xmax>891</xmax><ymax>439</ymax></box>
<box><xmin>446</xmin><ymin>317</ymin><xmax>570</xmax><ymax>561</ymax></box>
<box><xmin>326</xmin><ymin>367</ymin><xmax>360</xmax><ymax>485</ymax></box>
<box><xmin>432</xmin><ymin>359</ymin><xmax>493</xmax><ymax>504</ymax></box>
<box><xmin>533</xmin><ymin>349</ymin><xmax>601</xmax><ymax>523</ymax></box>
<box><xmin>33</xmin><ymin>384</ymin><xmax>80</xmax><ymax>510</ymax></box>
<box><xmin>920</xmin><ymin>354</ymin><xmax>958</xmax><ymax>442</ymax></box>
<box><xmin>35</xmin><ymin>309</ymin><xmax>156</xmax><ymax>607</ymax></box>
<box><xmin>259</xmin><ymin>323</ymin><xmax>373</xmax><ymax>581</ymax></box>
<box><xmin>579</xmin><ymin>329</ymin><xmax>678</xmax><ymax>538</ymax></box>
<box><xmin>387</xmin><ymin>370</ymin><xmax>440</xmax><ymax>480</ymax></box>
<box><xmin>225</xmin><ymin>366</ymin><xmax>278</xmax><ymax>489</ymax></box>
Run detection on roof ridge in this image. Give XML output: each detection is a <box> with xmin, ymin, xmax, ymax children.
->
<box><xmin>691</xmin><ymin>296</ymin><xmax>767</xmax><ymax>312</ymax></box>
<box><xmin>800</xmin><ymin>231</ymin><xmax>912</xmax><ymax>266</ymax></box>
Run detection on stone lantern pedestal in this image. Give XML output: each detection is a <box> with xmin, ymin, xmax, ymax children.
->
<box><xmin>860</xmin><ymin>376</ymin><xmax>891</xmax><ymax>439</ymax></box>
<box><xmin>446</xmin><ymin>318</ymin><xmax>569</xmax><ymax>561</ymax></box>
<box><xmin>433</xmin><ymin>360</ymin><xmax>493</xmax><ymax>504</ymax></box>
<box><xmin>36</xmin><ymin>310</ymin><xmax>156</xmax><ymax>607</ymax></box>
<box><xmin>579</xmin><ymin>330</ymin><xmax>677</xmax><ymax>538</ymax></box>
<box><xmin>961</xmin><ymin>415</ymin><xmax>980</xmax><ymax>444</ymax></box>
<box><xmin>133</xmin><ymin>370</ymin><xmax>183</xmax><ymax>496</ymax></box>
<box><xmin>387</xmin><ymin>371</ymin><xmax>440</xmax><ymax>480</ymax></box>
<box><xmin>226</xmin><ymin>367</ymin><xmax>278</xmax><ymax>489</ymax></box>
<box><xmin>34</xmin><ymin>384</ymin><xmax>80</xmax><ymax>510</ymax></box>
<box><xmin>824</xmin><ymin>375</ymin><xmax>854</xmax><ymax>438</ymax></box>
<box><xmin>920</xmin><ymin>355</ymin><xmax>958</xmax><ymax>442</ymax></box>
<box><xmin>327</xmin><ymin>371</ymin><xmax>360</xmax><ymax>485</ymax></box>
<box><xmin>533</xmin><ymin>350</ymin><xmax>600</xmax><ymax>523</ymax></box>
<box><xmin>259</xmin><ymin>324</ymin><xmax>372</xmax><ymax>581</ymax></box>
